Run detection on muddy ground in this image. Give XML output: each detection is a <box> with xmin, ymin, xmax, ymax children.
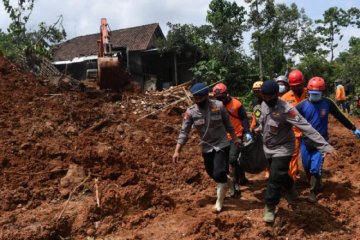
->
<box><xmin>1</xmin><ymin>54</ymin><xmax>360</xmax><ymax>240</ymax></box>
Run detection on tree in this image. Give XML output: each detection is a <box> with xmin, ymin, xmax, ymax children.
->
<box><xmin>247</xmin><ymin>1</ymin><xmax>306</xmax><ymax>78</ymax></box>
<box><xmin>335</xmin><ymin>37</ymin><xmax>360</xmax><ymax>85</ymax></box>
<box><xmin>0</xmin><ymin>0</ymin><xmax>66</xmax><ymax>62</ymax></box>
<box><xmin>315</xmin><ymin>7</ymin><xmax>349</xmax><ymax>62</ymax></box>
<box><xmin>246</xmin><ymin>0</ymin><xmax>269</xmax><ymax>80</ymax></box>
<box><xmin>291</xmin><ymin>9</ymin><xmax>323</xmax><ymax>59</ymax></box>
<box><xmin>193</xmin><ymin>0</ymin><xmax>249</xmax><ymax>91</ymax></box>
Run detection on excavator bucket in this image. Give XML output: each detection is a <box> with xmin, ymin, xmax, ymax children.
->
<box><xmin>97</xmin><ymin>56</ymin><xmax>129</xmax><ymax>91</ymax></box>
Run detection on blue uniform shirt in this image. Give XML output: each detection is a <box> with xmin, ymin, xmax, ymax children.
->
<box><xmin>296</xmin><ymin>97</ymin><xmax>355</xmax><ymax>141</ymax></box>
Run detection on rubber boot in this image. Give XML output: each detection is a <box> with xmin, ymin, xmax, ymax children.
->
<box><xmin>308</xmin><ymin>175</ymin><xmax>320</xmax><ymax>203</ymax></box>
<box><xmin>214</xmin><ymin>183</ymin><xmax>227</xmax><ymax>212</ymax></box>
<box><xmin>316</xmin><ymin>176</ymin><xmax>324</xmax><ymax>193</ymax></box>
<box><xmin>226</xmin><ymin>177</ymin><xmax>236</xmax><ymax>198</ymax></box>
<box><xmin>285</xmin><ymin>184</ymin><xmax>299</xmax><ymax>203</ymax></box>
<box><xmin>263</xmin><ymin>204</ymin><xmax>276</xmax><ymax>223</ymax></box>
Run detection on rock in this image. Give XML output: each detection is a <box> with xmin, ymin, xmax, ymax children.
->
<box><xmin>20</xmin><ymin>142</ymin><xmax>32</xmax><ymax>150</ymax></box>
<box><xmin>60</xmin><ymin>163</ymin><xmax>86</xmax><ymax>197</ymax></box>
<box><xmin>96</xmin><ymin>142</ymin><xmax>112</xmax><ymax>158</ymax></box>
<box><xmin>65</xmin><ymin>125</ymin><xmax>77</xmax><ymax>135</ymax></box>
<box><xmin>45</xmin><ymin>121</ymin><xmax>55</xmax><ymax>130</ymax></box>
<box><xmin>117</xmin><ymin>125</ymin><xmax>125</xmax><ymax>134</ymax></box>
<box><xmin>86</xmin><ymin>227</ymin><xmax>95</xmax><ymax>236</ymax></box>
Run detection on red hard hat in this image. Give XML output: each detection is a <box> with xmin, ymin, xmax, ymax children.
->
<box><xmin>212</xmin><ymin>83</ymin><xmax>227</xmax><ymax>95</ymax></box>
<box><xmin>288</xmin><ymin>70</ymin><xmax>304</xmax><ymax>86</ymax></box>
<box><xmin>307</xmin><ymin>77</ymin><xmax>325</xmax><ymax>91</ymax></box>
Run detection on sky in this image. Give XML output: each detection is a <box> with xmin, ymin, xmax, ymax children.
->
<box><xmin>1</xmin><ymin>0</ymin><xmax>360</xmax><ymax>57</ymax></box>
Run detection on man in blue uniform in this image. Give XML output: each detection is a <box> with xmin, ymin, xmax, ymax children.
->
<box><xmin>296</xmin><ymin>77</ymin><xmax>360</xmax><ymax>203</ymax></box>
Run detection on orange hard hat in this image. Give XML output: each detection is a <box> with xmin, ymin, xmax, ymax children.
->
<box><xmin>307</xmin><ymin>77</ymin><xmax>325</xmax><ymax>91</ymax></box>
<box><xmin>212</xmin><ymin>83</ymin><xmax>227</xmax><ymax>96</ymax></box>
<box><xmin>288</xmin><ymin>70</ymin><xmax>304</xmax><ymax>86</ymax></box>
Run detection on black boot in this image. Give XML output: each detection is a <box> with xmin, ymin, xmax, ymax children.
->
<box><xmin>308</xmin><ymin>175</ymin><xmax>320</xmax><ymax>203</ymax></box>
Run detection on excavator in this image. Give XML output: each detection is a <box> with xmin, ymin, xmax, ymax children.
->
<box><xmin>96</xmin><ymin>18</ymin><xmax>129</xmax><ymax>90</ymax></box>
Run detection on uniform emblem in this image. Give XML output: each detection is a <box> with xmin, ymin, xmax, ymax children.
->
<box><xmin>288</xmin><ymin>109</ymin><xmax>300</xmax><ymax>121</ymax></box>
<box><xmin>271</xmin><ymin>111</ymin><xmax>280</xmax><ymax>118</ymax></box>
<box><xmin>255</xmin><ymin>109</ymin><xmax>261</xmax><ymax>118</ymax></box>
<box><xmin>210</xmin><ymin>106</ymin><xmax>220</xmax><ymax>112</ymax></box>
<box><xmin>183</xmin><ymin>112</ymin><xmax>189</xmax><ymax>120</ymax></box>
<box><xmin>320</xmin><ymin>109</ymin><xmax>327</xmax><ymax>116</ymax></box>
<box><xmin>194</xmin><ymin>119</ymin><xmax>205</xmax><ymax>125</ymax></box>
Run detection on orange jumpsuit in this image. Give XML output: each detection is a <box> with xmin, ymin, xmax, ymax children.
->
<box><xmin>281</xmin><ymin>89</ymin><xmax>307</xmax><ymax>181</ymax></box>
<box><xmin>225</xmin><ymin>98</ymin><xmax>244</xmax><ymax>139</ymax></box>
<box><xmin>335</xmin><ymin>85</ymin><xmax>346</xmax><ymax>101</ymax></box>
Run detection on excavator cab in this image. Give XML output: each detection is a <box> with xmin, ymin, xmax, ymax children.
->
<box><xmin>97</xmin><ymin>18</ymin><xmax>129</xmax><ymax>91</ymax></box>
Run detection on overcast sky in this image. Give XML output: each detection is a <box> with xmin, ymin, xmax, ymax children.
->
<box><xmin>1</xmin><ymin>0</ymin><xmax>360</xmax><ymax>57</ymax></box>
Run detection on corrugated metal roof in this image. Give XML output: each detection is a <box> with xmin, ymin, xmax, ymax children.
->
<box><xmin>52</xmin><ymin>23</ymin><xmax>164</xmax><ymax>61</ymax></box>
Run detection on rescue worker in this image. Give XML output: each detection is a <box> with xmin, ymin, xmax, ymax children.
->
<box><xmin>335</xmin><ymin>79</ymin><xmax>347</xmax><ymax>113</ymax></box>
<box><xmin>250</xmin><ymin>81</ymin><xmax>269</xmax><ymax>178</ymax></box>
<box><xmin>296</xmin><ymin>77</ymin><xmax>360</xmax><ymax>202</ymax></box>
<box><xmin>281</xmin><ymin>69</ymin><xmax>308</xmax><ymax>182</ymax></box>
<box><xmin>212</xmin><ymin>83</ymin><xmax>252</xmax><ymax>197</ymax></box>
<box><xmin>275</xmin><ymin>75</ymin><xmax>290</xmax><ymax>97</ymax></box>
<box><xmin>250</xmin><ymin>81</ymin><xmax>264</xmax><ymax>130</ymax></box>
<box><xmin>172</xmin><ymin>82</ymin><xmax>241</xmax><ymax>212</ymax></box>
<box><xmin>257</xmin><ymin>80</ymin><xmax>338</xmax><ymax>223</ymax></box>
<box><xmin>345</xmin><ymin>79</ymin><xmax>355</xmax><ymax>114</ymax></box>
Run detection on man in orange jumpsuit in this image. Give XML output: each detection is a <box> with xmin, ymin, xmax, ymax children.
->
<box><xmin>335</xmin><ymin>79</ymin><xmax>347</xmax><ymax>113</ymax></box>
<box><xmin>281</xmin><ymin>69</ymin><xmax>308</xmax><ymax>182</ymax></box>
<box><xmin>212</xmin><ymin>83</ymin><xmax>252</xmax><ymax>197</ymax></box>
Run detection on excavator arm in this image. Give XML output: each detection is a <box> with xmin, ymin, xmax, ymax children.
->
<box><xmin>96</xmin><ymin>18</ymin><xmax>129</xmax><ymax>91</ymax></box>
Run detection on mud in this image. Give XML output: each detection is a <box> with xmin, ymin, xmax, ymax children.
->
<box><xmin>1</xmin><ymin>53</ymin><xmax>360</xmax><ymax>239</ymax></box>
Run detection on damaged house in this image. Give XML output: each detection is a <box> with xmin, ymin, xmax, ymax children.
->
<box><xmin>52</xmin><ymin>23</ymin><xmax>196</xmax><ymax>91</ymax></box>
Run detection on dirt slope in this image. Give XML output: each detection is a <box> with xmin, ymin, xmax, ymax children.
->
<box><xmin>1</xmin><ymin>54</ymin><xmax>360</xmax><ymax>240</ymax></box>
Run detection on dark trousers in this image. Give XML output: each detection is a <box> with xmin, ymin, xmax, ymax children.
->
<box><xmin>229</xmin><ymin>141</ymin><xmax>246</xmax><ymax>183</ymax></box>
<box><xmin>265</xmin><ymin>156</ymin><xmax>293</xmax><ymax>206</ymax></box>
<box><xmin>202</xmin><ymin>146</ymin><xmax>229</xmax><ymax>183</ymax></box>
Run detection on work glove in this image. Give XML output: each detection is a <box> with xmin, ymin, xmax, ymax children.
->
<box><xmin>354</xmin><ymin>129</ymin><xmax>360</xmax><ymax>139</ymax></box>
<box><xmin>245</xmin><ymin>133</ymin><xmax>252</xmax><ymax>142</ymax></box>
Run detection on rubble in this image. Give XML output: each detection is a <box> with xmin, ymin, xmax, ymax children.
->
<box><xmin>1</xmin><ymin>53</ymin><xmax>360</xmax><ymax>239</ymax></box>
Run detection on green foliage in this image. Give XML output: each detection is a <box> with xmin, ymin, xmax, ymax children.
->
<box><xmin>160</xmin><ymin>2</ymin><xmax>360</xmax><ymax>99</ymax></box>
<box><xmin>335</xmin><ymin>37</ymin><xmax>360</xmax><ymax>88</ymax></box>
<box><xmin>191</xmin><ymin>59</ymin><xmax>227</xmax><ymax>83</ymax></box>
<box><xmin>157</xmin><ymin>23</ymin><xmax>209</xmax><ymax>55</ymax></box>
<box><xmin>315</xmin><ymin>7</ymin><xmax>351</xmax><ymax>62</ymax></box>
<box><xmin>0</xmin><ymin>0</ymin><xmax>66</xmax><ymax>63</ymax></box>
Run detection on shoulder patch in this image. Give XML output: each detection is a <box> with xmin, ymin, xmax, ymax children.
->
<box><xmin>255</xmin><ymin>109</ymin><xmax>261</xmax><ymax>118</ymax></box>
<box><xmin>183</xmin><ymin>111</ymin><xmax>190</xmax><ymax>120</ymax></box>
<box><xmin>288</xmin><ymin>108</ymin><xmax>300</xmax><ymax>121</ymax></box>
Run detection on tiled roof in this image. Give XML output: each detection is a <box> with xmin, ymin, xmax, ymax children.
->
<box><xmin>52</xmin><ymin>23</ymin><xmax>164</xmax><ymax>61</ymax></box>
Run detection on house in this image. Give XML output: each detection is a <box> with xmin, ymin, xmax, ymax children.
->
<box><xmin>52</xmin><ymin>23</ymin><xmax>195</xmax><ymax>91</ymax></box>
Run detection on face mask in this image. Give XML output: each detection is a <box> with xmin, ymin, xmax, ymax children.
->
<box><xmin>279</xmin><ymin>85</ymin><xmax>286</xmax><ymax>93</ymax></box>
<box><xmin>293</xmin><ymin>88</ymin><xmax>303</xmax><ymax>96</ymax></box>
<box><xmin>309</xmin><ymin>92</ymin><xmax>322</xmax><ymax>102</ymax></box>
<box><xmin>264</xmin><ymin>98</ymin><xmax>278</xmax><ymax>108</ymax></box>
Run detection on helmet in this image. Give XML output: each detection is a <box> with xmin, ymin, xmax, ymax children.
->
<box><xmin>288</xmin><ymin>70</ymin><xmax>304</xmax><ymax>86</ymax></box>
<box><xmin>307</xmin><ymin>77</ymin><xmax>325</xmax><ymax>91</ymax></box>
<box><xmin>212</xmin><ymin>83</ymin><xmax>227</xmax><ymax>96</ymax></box>
<box><xmin>276</xmin><ymin>75</ymin><xmax>288</xmax><ymax>84</ymax></box>
<box><xmin>252</xmin><ymin>81</ymin><xmax>263</xmax><ymax>90</ymax></box>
